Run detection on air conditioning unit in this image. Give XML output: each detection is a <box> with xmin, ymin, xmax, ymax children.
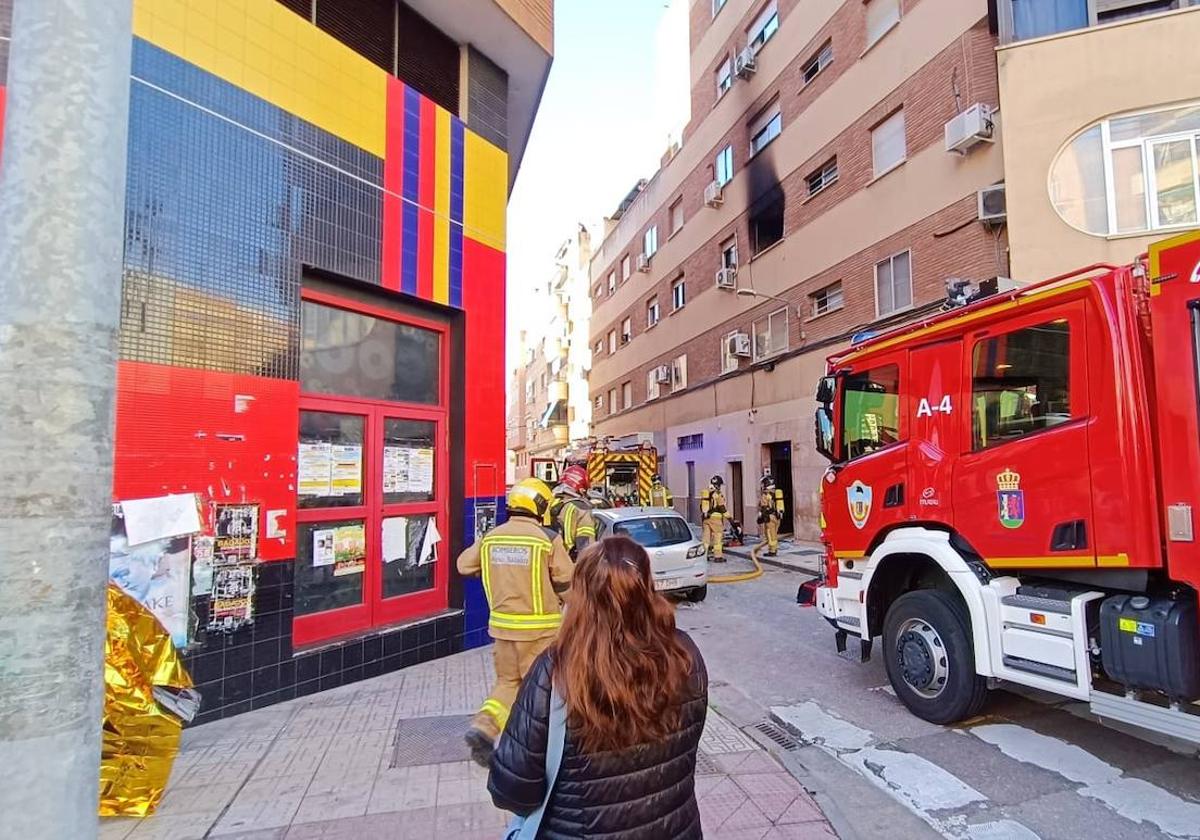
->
<box><xmin>978</xmin><ymin>184</ymin><xmax>1006</xmax><ymax>224</ymax></box>
<box><xmin>704</xmin><ymin>180</ymin><xmax>724</xmax><ymax>208</ymax></box>
<box><xmin>654</xmin><ymin>365</ymin><xmax>672</xmax><ymax>384</ymax></box>
<box><xmin>728</xmin><ymin>332</ymin><xmax>752</xmax><ymax>358</ymax></box>
<box><xmin>945</xmin><ymin>103</ymin><xmax>995</xmax><ymax>154</ymax></box>
<box><xmin>735</xmin><ymin>47</ymin><xmax>757</xmax><ymax>79</ymax></box>
<box><xmin>715</xmin><ymin>267</ymin><xmax>738</xmax><ymax>290</ymax></box>
<box><xmin>636</xmin><ymin>254</ymin><xmax>651</xmax><ymax>272</ymax></box>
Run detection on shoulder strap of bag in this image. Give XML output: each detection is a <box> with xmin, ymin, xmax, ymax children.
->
<box><xmin>517</xmin><ymin>687</ymin><xmax>567</xmax><ymax>840</ymax></box>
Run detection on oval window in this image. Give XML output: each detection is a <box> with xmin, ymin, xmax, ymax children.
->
<box><xmin>1049</xmin><ymin>101</ymin><xmax>1200</xmax><ymax>237</ymax></box>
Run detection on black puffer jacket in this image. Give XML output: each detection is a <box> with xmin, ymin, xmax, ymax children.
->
<box><xmin>489</xmin><ymin>631</ymin><xmax>708</xmax><ymax>839</ymax></box>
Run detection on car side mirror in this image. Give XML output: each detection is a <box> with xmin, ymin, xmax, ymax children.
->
<box><xmin>814</xmin><ymin>407</ymin><xmax>836</xmax><ymax>462</ymax></box>
<box><xmin>815</xmin><ymin>375</ymin><xmax>836</xmax><ymax>405</ymax></box>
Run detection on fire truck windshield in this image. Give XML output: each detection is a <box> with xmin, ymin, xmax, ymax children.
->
<box><xmin>842</xmin><ymin>365</ymin><xmax>901</xmax><ymax>459</ymax></box>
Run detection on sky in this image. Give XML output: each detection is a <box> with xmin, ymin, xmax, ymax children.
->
<box><xmin>504</xmin><ymin>0</ymin><xmax>689</xmax><ymax>372</ymax></box>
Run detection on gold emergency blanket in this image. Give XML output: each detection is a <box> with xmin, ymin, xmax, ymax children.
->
<box><xmin>99</xmin><ymin>584</ymin><xmax>194</xmax><ymax>817</ymax></box>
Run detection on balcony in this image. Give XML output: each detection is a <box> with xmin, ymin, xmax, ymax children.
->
<box><xmin>547</xmin><ymin>379</ymin><xmax>568</xmax><ymax>404</ymax></box>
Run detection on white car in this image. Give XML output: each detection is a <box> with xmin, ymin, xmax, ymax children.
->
<box><xmin>592</xmin><ymin>507</ymin><xmax>708</xmax><ymax>602</ymax></box>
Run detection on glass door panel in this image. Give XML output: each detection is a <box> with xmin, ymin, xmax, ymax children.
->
<box><xmin>298</xmin><ymin>411</ymin><xmax>365</xmax><ymax>509</ymax></box>
<box><xmin>1150</xmin><ymin>137</ymin><xmax>1198</xmax><ymax>228</ymax></box>
<box><xmin>381</xmin><ymin>514</ymin><xmax>437</xmax><ymax>599</ymax></box>
<box><xmin>382</xmin><ymin>419</ymin><xmax>437</xmax><ymax>505</ymax></box>
<box><xmin>295</xmin><ymin>518</ymin><xmax>367</xmax><ymax>616</ymax></box>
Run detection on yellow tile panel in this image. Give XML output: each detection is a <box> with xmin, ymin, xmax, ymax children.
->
<box><xmin>133</xmin><ymin>0</ymin><xmax>386</xmax><ymax>157</ymax></box>
<box><xmin>464</xmin><ymin>132</ymin><xmax>508</xmax><ymax>252</ymax></box>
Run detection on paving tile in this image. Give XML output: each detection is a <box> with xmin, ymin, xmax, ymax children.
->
<box><xmin>98</xmin><ymin>818</ymin><xmax>139</xmax><ymax>840</ymax></box>
<box><xmin>125</xmin><ymin>812</ymin><xmax>219</xmax><ymax>840</ymax></box>
<box><xmin>367</xmin><ymin>763</ymin><xmax>439</xmax><ymax>814</ymax></box>
<box><xmin>209</xmin><ymin>831</ymin><xmax>288</xmax><ymax>840</ymax></box>
<box><xmin>706</xmin><ymin>827</ymin><xmax>770</xmax><ymax>840</ymax></box>
<box><xmin>702</xmin><ymin>713</ymin><xmax>761</xmax><ymax>754</ymax></box>
<box><xmin>763</xmin><ymin>823</ymin><xmax>839</xmax><ymax>839</ymax></box>
<box><xmin>716</xmin><ymin>750</ymin><xmax>785</xmax><ymax>775</ymax></box>
<box><xmin>698</xmin><ymin>776</ymin><xmax>749</xmax><ymax>831</ymax></box>
<box><xmin>210</xmin><ymin>774</ymin><xmax>313</xmax><ymax>835</ymax></box>
<box><xmin>154</xmin><ymin>781</ymin><xmax>241</xmax><ymax>816</ymax></box>
<box><xmin>434</xmin><ymin>800</ymin><xmax>509</xmax><ymax>837</ymax></box>
<box><xmin>256</xmin><ymin>736</ymin><xmax>332</xmax><ymax>778</ymax></box>
<box><xmin>733</xmin><ymin>772</ymin><xmax>806</xmax><ymax>821</ymax></box>
<box><xmin>776</xmin><ymin>793</ymin><xmax>827</xmax><ymax>825</ymax></box>
<box><xmin>292</xmin><ymin>785</ymin><xmax>372</xmax><ymax>825</ymax></box>
<box><xmin>723</xmin><ymin>799</ymin><xmax>773</xmax><ymax>830</ymax></box>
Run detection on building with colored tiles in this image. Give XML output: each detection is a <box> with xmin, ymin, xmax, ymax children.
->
<box><xmin>0</xmin><ymin>0</ymin><xmax>552</xmax><ymax>721</ymax></box>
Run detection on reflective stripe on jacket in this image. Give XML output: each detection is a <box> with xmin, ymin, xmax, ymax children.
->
<box><xmin>557</xmin><ymin>497</ymin><xmax>596</xmax><ymax>554</ymax></box>
<box><xmin>456</xmin><ymin>516</ymin><xmax>573</xmax><ymax>641</ymax></box>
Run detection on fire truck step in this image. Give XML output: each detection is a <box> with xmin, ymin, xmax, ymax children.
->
<box><xmin>1002</xmin><ymin>655</ymin><xmax>1077</xmax><ymax>683</ymax></box>
<box><xmin>1090</xmin><ymin>690</ymin><xmax>1200</xmax><ymax>746</ymax></box>
<box><xmin>1000</xmin><ymin>593</ymin><xmax>1074</xmax><ymax>615</ymax></box>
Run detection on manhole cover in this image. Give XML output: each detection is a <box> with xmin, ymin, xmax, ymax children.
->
<box><xmin>695</xmin><ymin>750</ymin><xmax>721</xmax><ymax>775</ymax></box>
<box><xmin>389</xmin><ymin>714</ymin><xmax>474</xmax><ymax>768</ymax></box>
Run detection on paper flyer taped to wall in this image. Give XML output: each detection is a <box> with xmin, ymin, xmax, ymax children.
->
<box><xmin>120</xmin><ymin>493</ymin><xmax>202</xmax><ymax>546</ymax></box>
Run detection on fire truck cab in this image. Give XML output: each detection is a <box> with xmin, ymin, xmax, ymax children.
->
<box><xmin>813</xmin><ymin>232</ymin><xmax>1200</xmax><ymax>744</ymax></box>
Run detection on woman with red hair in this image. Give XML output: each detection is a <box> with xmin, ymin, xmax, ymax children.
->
<box><xmin>489</xmin><ymin>536</ymin><xmax>708</xmax><ymax>839</ymax></box>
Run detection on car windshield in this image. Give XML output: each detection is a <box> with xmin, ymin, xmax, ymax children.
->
<box><xmin>613</xmin><ymin>516</ymin><xmax>693</xmax><ymax>547</ymax></box>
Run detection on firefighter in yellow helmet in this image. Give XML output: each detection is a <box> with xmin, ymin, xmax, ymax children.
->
<box><xmin>648</xmin><ymin>473</ymin><xmax>674</xmax><ymax>509</ymax></box>
<box><xmin>456</xmin><ymin>477</ymin><xmax>573</xmax><ymax>766</ymax></box>
<box><xmin>550</xmin><ymin>464</ymin><xmax>596</xmax><ymax>560</ymax></box>
<box><xmin>700</xmin><ymin>474</ymin><xmax>727</xmax><ymax>562</ymax></box>
<box><xmin>758</xmin><ymin>474</ymin><xmax>786</xmax><ymax>556</ymax></box>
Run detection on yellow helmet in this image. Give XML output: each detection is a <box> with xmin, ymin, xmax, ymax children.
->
<box><xmin>507</xmin><ymin>477</ymin><xmax>554</xmax><ymax>520</ymax></box>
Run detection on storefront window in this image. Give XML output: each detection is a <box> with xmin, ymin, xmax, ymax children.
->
<box><xmin>381</xmin><ymin>514</ymin><xmax>437</xmax><ymax>599</ymax></box>
<box><xmin>382</xmin><ymin>419</ymin><xmax>437</xmax><ymax>505</ymax></box>
<box><xmin>298</xmin><ymin>411</ymin><xmax>364</xmax><ymax>509</ymax></box>
<box><xmin>295</xmin><ymin>518</ymin><xmax>367</xmax><ymax>616</ymax></box>
<box><xmin>1050</xmin><ymin>101</ymin><xmax>1200</xmax><ymax>236</ymax></box>
<box><xmin>301</xmin><ymin>301</ymin><xmax>441</xmax><ymax>405</ymax></box>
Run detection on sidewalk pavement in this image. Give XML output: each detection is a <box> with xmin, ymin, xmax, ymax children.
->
<box><xmin>723</xmin><ymin>538</ymin><xmax>823</xmax><ymax>576</ymax></box>
<box><xmin>100</xmin><ymin>647</ymin><xmax>837</xmax><ymax>840</ymax></box>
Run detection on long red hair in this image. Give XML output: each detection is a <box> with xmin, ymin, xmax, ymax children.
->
<box><xmin>552</xmin><ymin>536</ymin><xmax>693</xmax><ymax>753</ymax></box>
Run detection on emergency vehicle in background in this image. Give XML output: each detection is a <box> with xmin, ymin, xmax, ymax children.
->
<box><xmin>809</xmin><ymin>232</ymin><xmax>1200</xmax><ymax>745</ymax></box>
<box><xmin>524</xmin><ymin>436</ymin><xmax>662</xmax><ymax>508</ymax></box>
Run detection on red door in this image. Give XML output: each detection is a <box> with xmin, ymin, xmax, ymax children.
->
<box><xmin>293</xmin><ymin>291</ymin><xmax>449</xmax><ymax>647</ymax></box>
<box><xmin>952</xmin><ymin>302</ymin><xmax>1094</xmax><ymax>569</ymax></box>
<box><xmin>908</xmin><ymin>339</ymin><xmax>964</xmax><ymax>525</ymax></box>
<box><xmin>826</xmin><ymin>349</ymin><xmax>910</xmax><ymax>558</ymax></box>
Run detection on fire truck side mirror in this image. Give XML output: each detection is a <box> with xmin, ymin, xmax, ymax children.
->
<box><xmin>814</xmin><ymin>407</ymin><xmax>836</xmax><ymax>462</ymax></box>
<box><xmin>815</xmin><ymin>376</ymin><xmax>836</xmax><ymax>405</ymax></box>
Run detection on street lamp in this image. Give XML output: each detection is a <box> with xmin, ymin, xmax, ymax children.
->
<box><xmin>735</xmin><ymin>287</ymin><xmax>794</xmax><ymax>314</ymax></box>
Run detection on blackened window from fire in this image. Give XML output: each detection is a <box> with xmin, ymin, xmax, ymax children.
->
<box><xmin>751</xmin><ymin>188</ymin><xmax>785</xmax><ymax>254</ymax></box>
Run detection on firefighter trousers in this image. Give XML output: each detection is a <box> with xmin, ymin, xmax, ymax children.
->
<box><xmin>765</xmin><ymin>518</ymin><xmax>780</xmax><ymax>553</ymax></box>
<box><xmin>703</xmin><ymin>516</ymin><xmax>724</xmax><ymax>559</ymax></box>
<box><xmin>472</xmin><ymin>636</ymin><xmax>554</xmax><ymax>741</ymax></box>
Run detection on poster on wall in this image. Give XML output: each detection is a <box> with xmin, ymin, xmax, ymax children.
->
<box><xmin>109</xmin><ymin>505</ymin><xmax>192</xmax><ymax>650</ymax></box>
<box><xmin>474</xmin><ymin>502</ymin><xmax>497</xmax><ymax>542</ymax></box>
<box><xmin>313</xmin><ymin>529</ymin><xmax>335</xmax><ymax>567</ymax></box>
<box><xmin>298</xmin><ymin>442</ymin><xmax>332</xmax><ymax>496</ymax></box>
<box><xmin>330</xmin><ymin>445</ymin><xmax>363</xmax><ymax>496</ymax></box>
<box><xmin>409</xmin><ymin>448</ymin><xmax>434</xmax><ymax>494</ymax></box>
<box><xmin>191</xmin><ymin>536</ymin><xmax>215</xmax><ymax>596</ymax></box>
<box><xmin>383</xmin><ymin>446</ymin><xmax>410</xmax><ymax>494</ymax></box>
<box><xmin>213</xmin><ymin>504</ymin><xmax>259</xmax><ymax>564</ymax></box>
<box><xmin>333</xmin><ymin>524</ymin><xmax>366</xmax><ymax>576</ymax></box>
<box><xmin>208</xmin><ymin>564</ymin><xmax>255</xmax><ymax>632</ymax></box>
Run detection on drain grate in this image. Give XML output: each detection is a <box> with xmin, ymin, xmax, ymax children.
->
<box><xmin>754</xmin><ymin>720</ymin><xmax>800</xmax><ymax>752</ymax></box>
<box><xmin>389</xmin><ymin>714</ymin><xmax>475</xmax><ymax>768</ymax></box>
<box><xmin>695</xmin><ymin>750</ymin><xmax>721</xmax><ymax>775</ymax></box>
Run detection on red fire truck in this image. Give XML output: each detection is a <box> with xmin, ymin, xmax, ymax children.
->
<box><xmin>810</xmin><ymin>232</ymin><xmax>1200</xmax><ymax>745</ymax></box>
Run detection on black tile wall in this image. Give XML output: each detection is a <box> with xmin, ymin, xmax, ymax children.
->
<box><xmin>181</xmin><ymin>560</ymin><xmax>466</xmax><ymax>721</ymax></box>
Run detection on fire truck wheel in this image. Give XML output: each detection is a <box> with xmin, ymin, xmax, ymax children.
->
<box><xmin>882</xmin><ymin>589</ymin><xmax>989</xmax><ymax>725</ymax></box>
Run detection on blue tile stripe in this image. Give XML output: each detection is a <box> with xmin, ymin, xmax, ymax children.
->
<box><xmin>401</xmin><ymin>85</ymin><xmax>421</xmax><ymax>296</ymax></box>
<box><xmin>449</xmin><ymin>119</ymin><xmax>465</xmax><ymax>308</ymax></box>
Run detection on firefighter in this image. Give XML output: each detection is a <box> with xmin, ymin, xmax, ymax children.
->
<box><xmin>551</xmin><ymin>464</ymin><xmax>597</xmax><ymax>559</ymax></box>
<box><xmin>587</xmin><ymin>486</ymin><xmax>612</xmax><ymax>509</ymax></box>
<box><xmin>700</xmin><ymin>474</ymin><xmax>727</xmax><ymax>562</ymax></box>
<box><xmin>758</xmin><ymin>474</ymin><xmax>786</xmax><ymax>556</ymax></box>
<box><xmin>456</xmin><ymin>477</ymin><xmax>573</xmax><ymax>766</ymax></box>
<box><xmin>649</xmin><ymin>473</ymin><xmax>674</xmax><ymax>509</ymax></box>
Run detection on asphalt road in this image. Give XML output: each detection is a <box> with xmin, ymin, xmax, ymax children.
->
<box><xmin>674</xmin><ymin>565</ymin><xmax>1200</xmax><ymax>840</ymax></box>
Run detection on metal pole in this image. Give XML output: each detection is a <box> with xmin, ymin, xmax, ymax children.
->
<box><xmin>0</xmin><ymin>0</ymin><xmax>132</xmax><ymax>837</ymax></box>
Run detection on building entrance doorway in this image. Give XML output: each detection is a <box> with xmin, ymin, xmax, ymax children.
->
<box><xmin>728</xmin><ymin>461</ymin><xmax>744</xmax><ymax>530</ymax></box>
<box><xmin>765</xmin><ymin>441</ymin><xmax>794</xmax><ymax>535</ymax></box>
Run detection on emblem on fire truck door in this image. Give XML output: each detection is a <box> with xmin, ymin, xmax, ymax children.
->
<box><xmin>846</xmin><ymin>481</ymin><xmax>873</xmax><ymax>530</ymax></box>
<box><xmin>996</xmin><ymin>468</ymin><xmax>1025</xmax><ymax>529</ymax></box>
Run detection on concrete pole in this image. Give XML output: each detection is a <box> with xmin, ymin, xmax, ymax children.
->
<box><xmin>0</xmin><ymin>1</ymin><xmax>132</xmax><ymax>837</ymax></box>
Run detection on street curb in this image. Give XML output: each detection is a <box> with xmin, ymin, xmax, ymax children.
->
<box><xmin>756</xmin><ymin>554</ymin><xmax>818</xmax><ymax>574</ymax></box>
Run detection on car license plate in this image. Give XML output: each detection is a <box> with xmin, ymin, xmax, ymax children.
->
<box><xmin>654</xmin><ymin>578</ymin><xmax>680</xmax><ymax>591</ymax></box>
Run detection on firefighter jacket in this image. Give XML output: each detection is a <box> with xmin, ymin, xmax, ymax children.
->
<box><xmin>649</xmin><ymin>483</ymin><xmax>674</xmax><ymax>508</ymax></box>
<box><xmin>700</xmin><ymin>488</ymin><xmax>727</xmax><ymax>519</ymax></box>
<box><xmin>456</xmin><ymin>515</ymin><xmax>573</xmax><ymax>642</ymax></box>
<box><xmin>552</xmin><ymin>496</ymin><xmax>596</xmax><ymax>556</ymax></box>
<box><xmin>758</xmin><ymin>488</ymin><xmax>784</xmax><ymax>523</ymax></box>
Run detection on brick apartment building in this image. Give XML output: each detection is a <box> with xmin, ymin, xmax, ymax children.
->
<box><xmin>587</xmin><ymin>0</ymin><xmax>1200</xmax><ymax>539</ymax></box>
<box><xmin>588</xmin><ymin>0</ymin><xmax>1007</xmax><ymax>536</ymax></box>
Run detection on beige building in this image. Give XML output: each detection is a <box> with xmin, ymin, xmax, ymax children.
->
<box><xmin>508</xmin><ymin>224</ymin><xmax>596</xmax><ymax>482</ymax></box>
<box><xmin>589</xmin><ymin>0</ymin><xmax>1008</xmax><ymax>537</ymax></box>
<box><xmin>996</xmin><ymin>2</ymin><xmax>1200</xmax><ymax>281</ymax></box>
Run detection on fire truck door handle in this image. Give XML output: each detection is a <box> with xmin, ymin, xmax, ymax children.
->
<box><xmin>883</xmin><ymin>483</ymin><xmax>905</xmax><ymax>508</ymax></box>
<box><xmin>1050</xmin><ymin>520</ymin><xmax>1088</xmax><ymax>551</ymax></box>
